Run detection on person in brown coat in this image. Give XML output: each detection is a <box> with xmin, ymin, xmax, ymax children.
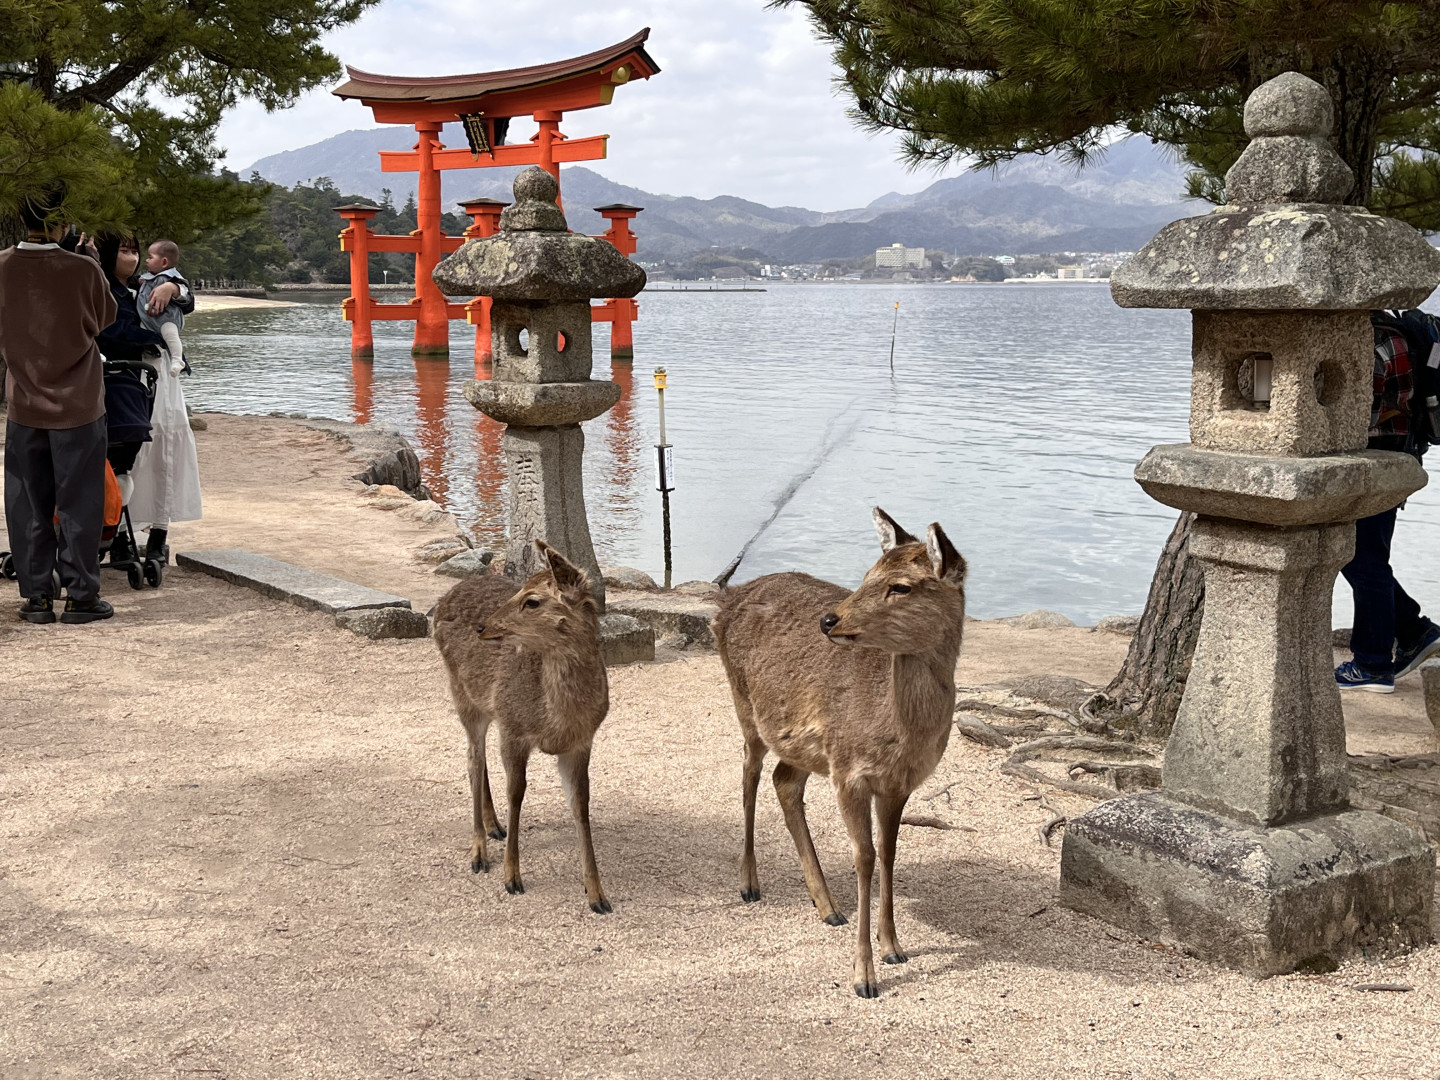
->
<box><xmin>0</xmin><ymin>194</ymin><xmax>118</xmax><ymax>623</ymax></box>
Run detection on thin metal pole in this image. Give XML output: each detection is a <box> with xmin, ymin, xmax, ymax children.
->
<box><xmin>654</xmin><ymin>367</ymin><xmax>672</xmax><ymax>588</ymax></box>
<box><xmin>888</xmin><ymin>301</ymin><xmax>899</xmax><ymax>375</ymax></box>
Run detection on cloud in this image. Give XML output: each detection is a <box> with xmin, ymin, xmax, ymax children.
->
<box><xmin>214</xmin><ymin>0</ymin><xmax>954</xmax><ymax>210</ymax></box>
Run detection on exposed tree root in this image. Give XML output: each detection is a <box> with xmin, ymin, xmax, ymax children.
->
<box><xmin>1002</xmin><ymin>736</ymin><xmax>1160</xmax><ymax>800</ymax></box>
<box><xmin>1037</xmin><ymin>797</ymin><xmax>1066</xmax><ymax>847</ymax></box>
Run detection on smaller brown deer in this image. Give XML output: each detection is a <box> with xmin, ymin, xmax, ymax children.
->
<box><xmin>432</xmin><ymin>540</ymin><xmax>612</xmax><ymax>914</ymax></box>
<box><xmin>714</xmin><ymin>508</ymin><xmax>967</xmax><ymax>997</ymax></box>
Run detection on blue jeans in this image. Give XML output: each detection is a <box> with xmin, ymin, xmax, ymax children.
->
<box><xmin>1341</xmin><ymin>507</ymin><xmax>1428</xmax><ymax>676</ymax></box>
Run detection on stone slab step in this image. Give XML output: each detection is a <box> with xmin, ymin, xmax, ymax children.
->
<box><xmin>176</xmin><ymin>548</ymin><xmax>412</xmax><ymax>616</ymax></box>
<box><xmin>599</xmin><ymin>612</ymin><xmax>655</xmax><ymax>666</ymax></box>
<box><xmin>608</xmin><ymin>590</ymin><xmax>718</xmax><ymax>649</ymax></box>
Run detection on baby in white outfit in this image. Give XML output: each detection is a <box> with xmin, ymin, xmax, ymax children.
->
<box><xmin>137</xmin><ymin>239</ymin><xmax>190</xmax><ymax>375</ymax></box>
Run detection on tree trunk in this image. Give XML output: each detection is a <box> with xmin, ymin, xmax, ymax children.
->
<box><xmin>1089</xmin><ymin>512</ymin><xmax>1204</xmax><ymax>739</ymax></box>
<box><xmin>1323</xmin><ymin>60</ymin><xmax>1390</xmax><ymax>207</ymax></box>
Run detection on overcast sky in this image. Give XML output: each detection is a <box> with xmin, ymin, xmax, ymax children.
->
<box><xmin>214</xmin><ymin>0</ymin><xmax>956</xmax><ymax>211</ymax></box>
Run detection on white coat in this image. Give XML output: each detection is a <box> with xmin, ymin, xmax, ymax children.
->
<box><xmin>128</xmin><ymin>345</ymin><xmax>202</xmax><ymax>527</ymax></box>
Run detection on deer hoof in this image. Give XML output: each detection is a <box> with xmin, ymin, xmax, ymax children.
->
<box><xmin>823</xmin><ymin>912</ymin><xmax>848</xmax><ymax>927</ymax></box>
<box><xmin>882</xmin><ymin>951</ymin><xmax>909</xmax><ymax>965</ymax></box>
<box><xmin>504</xmin><ymin>878</ymin><xmax>525</xmax><ymax>895</ymax></box>
<box><xmin>488</xmin><ymin>825</ymin><xmax>507</xmax><ymax>841</ymax></box>
<box><xmin>470</xmin><ymin>857</ymin><xmax>490</xmax><ymax>874</ymax></box>
<box><xmin>853</xmin><ymin>980</ymin><xmax>881</xmax><ymax>999</ymax></box>
<box><xmin>590</xmin><ymin>897</ymin><xmax>613</xmax><ymax>915</ymax></box>
<box><xmin>740</xmin><ymin>887</ymin><xmax>761</xmax><ymax>903</ymax></box>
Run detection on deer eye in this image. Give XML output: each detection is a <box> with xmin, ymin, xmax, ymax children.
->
<box><xmin>888</xmin><ymin>583</ymin><xmax>912</xmax><ymax>595</ymax></box>
<box><xmin>523</xmin><ymin>597</ymin><xmax>541</xmax><ymax>609</ymax></box>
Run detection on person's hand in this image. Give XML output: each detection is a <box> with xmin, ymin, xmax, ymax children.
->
<box><xmin>147</xmin><ymin>281</ymin><xmax>180</xmax><ymax>315</ymax></box>
<box><xmin>76</xmin><ymin>232</ymin><xmax>98</xmax><ymax>260</ymax></box>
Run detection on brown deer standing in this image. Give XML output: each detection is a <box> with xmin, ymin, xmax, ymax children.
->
<box><xmin>714</xmin><ymin>508</ymin><xmax>967</xmax><ymax>997</ymax></box>
<box><xmin>432</xmin><ymin>540</ymin><xmax>613</xmax><ymax>914</ymax></box>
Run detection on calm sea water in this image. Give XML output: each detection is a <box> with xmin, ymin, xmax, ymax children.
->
<box><xmin>184</xmin><ymin>283</ymin><xmax>1440</xmax><ymax>625</ymax></box>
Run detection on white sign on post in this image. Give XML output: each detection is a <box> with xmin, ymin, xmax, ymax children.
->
<box><xmin>655</xmin><ymin>444</ymin><xmax>674</xmax><ymax>492</ymax></box>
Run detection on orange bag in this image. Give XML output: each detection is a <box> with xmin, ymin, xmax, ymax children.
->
<box><xmin>103</xmin><ymin>460</ymin><xmax>123</xmax><ymax>530</ymax></box>
<box><xmin>57</xmin><ymin>461</ymin><xmax>123</xmax><ymax>538</ymax></box>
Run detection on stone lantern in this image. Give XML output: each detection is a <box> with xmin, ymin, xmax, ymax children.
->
<box><xmin>432</xmin><ymin>166</ymin><xmax>646</xmax><ymax>623</ymax></box>
<box><xmin>1060</xmin><ymin>72</ymin><xmax>1440</xmax><ymax>974</ymax></box>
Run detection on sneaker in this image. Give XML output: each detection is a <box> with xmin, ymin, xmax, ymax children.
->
<box><xmin>1336</xmin><ymin>660</ymin><xmax>1394</xmax><ymax>694</ymax></box>
<box><xmin>1394</xmin><ymin>622</ymin><xmax>1440</xmax><ymax>680</ymax></box>
<box><xmin>18</xmin><ymin>596</ymin><xmax>56</xmax><ymax>624</ymax></box>
<box><xmin>60</xmin><ymin>598</ymin><xmax>114</xmax><ymax>624</ymax></box>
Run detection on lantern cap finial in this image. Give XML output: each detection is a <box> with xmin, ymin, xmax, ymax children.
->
<box><xmin>1224</xmin><ymin>72</ymin><xmax>1353</xmax><ymax>205</ymax></box>
<box><xmin>498</xmin><ymin>167</ymin><xmax>567</xmax><ymax>232</ymax></box>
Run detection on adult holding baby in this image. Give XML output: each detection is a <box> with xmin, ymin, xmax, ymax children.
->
<box><xmin>117</xmin><ymin>236</ymin><xmax>202</xmax><ymax>562</ymax></box>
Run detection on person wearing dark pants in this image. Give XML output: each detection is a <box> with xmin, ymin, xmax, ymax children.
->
<box><xmin>4</xmin><ymin>416</ymin><xmax>108</xmax><ymax>610</ymax></box>
<box><xmin>1339</xmin><ymin>506</ymin><xmax>1439</xmax><ymax>692</ymax></box>
<box><xmin>0</xmin><ymin>193</ymin><xmax>118</xmax><ymax>624</ymax></box>
<box><xmin>1336</xmin><ymin>320</ymin><xmax>1440</xmax><ymax>692</ymax></box>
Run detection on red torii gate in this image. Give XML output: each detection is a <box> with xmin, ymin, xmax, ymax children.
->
<box><xmin>331</xmin><ymin>30</ymin><xmax>658</xmax><ymax>368</ymax></box>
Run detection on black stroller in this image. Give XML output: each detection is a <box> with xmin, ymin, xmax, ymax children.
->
<box><xmin>0</xmin><ymin>358</ymin><xmax>163</xmax><ymax>591</ymax></box>
<box><xmin>101</xmin><ymin>358</ymin><xmax>164</xmax><ymax>589</ymax></box>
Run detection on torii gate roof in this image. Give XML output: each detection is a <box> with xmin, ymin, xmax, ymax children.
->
<box><xmin>332</xmin><ymin>28</ymin><xmax>658</xmax><ymax>117</ymax></box>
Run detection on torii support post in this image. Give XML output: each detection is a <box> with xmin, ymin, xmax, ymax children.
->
<box><xmin>460</xmin><ymin>196</ymin><xmax>508</xmax><ymax>371</ymax></box>
<box><xmin>593</xmin><ymin>203</ymin><xmax>642</xmax><ymax>361</ymax></box>
<box><xmin>412</xmin><ymin>121</ymin><xmax>450</xmax><ymax>357</ymax></box>
<box><xmin>337</xmin><ymin>204</ymin><xmax>380</xmax><ymax>358</ymax></box>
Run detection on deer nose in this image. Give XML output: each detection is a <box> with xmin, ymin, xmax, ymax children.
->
<box><xmin>820</xmin><ymin>613</ymin><xmax>840</xmax><ymax>636</ymax></box>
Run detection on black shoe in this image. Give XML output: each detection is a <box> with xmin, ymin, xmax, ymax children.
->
<box><xmin>60</xmin><ymin>598</ymin><xmax>114</xmax><ymax>624</ymax></box>
<box><xmin>145</xmin><ymin>528</ymin><xmax>169</xmax><ymax>566</ymax></box>
<box><xmin>19</xmin><ymin>596</ymin><xmax>56</xmax><ymax>624</ymax></box>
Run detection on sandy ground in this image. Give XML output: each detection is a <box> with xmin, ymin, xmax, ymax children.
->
<box><xmin>2</xmin><ymin>413</ymin><xmax>1439</xmax><ymax>1079</ymax></box>
<box><xmin>192</xmin><ymin>295</ymin><xmax>299</xmax><ymax>313</ymax></box>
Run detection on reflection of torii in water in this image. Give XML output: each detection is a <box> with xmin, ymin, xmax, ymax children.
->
<box><xmin>331</xmin><ymin>30</ymin><xmax>659</xmax><ymax>368</ymax></box>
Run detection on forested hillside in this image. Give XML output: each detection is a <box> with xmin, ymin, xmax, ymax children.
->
<box><xmin>185</xmin><ymin>174</ymin><xmax>466</xmax><ymax>285</ymax></box>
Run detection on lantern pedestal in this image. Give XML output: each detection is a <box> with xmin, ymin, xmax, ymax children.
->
<box><xmin>1062</xmin><ymin>793</ymin><xmax>1434</xmax><ymax>975</ymax></box>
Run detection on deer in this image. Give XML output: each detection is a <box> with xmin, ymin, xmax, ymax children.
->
<box><xmin>432</xmin><ymin>539</ymin><xmax>613</xmax><ymax>914</ymax></box>
<box><xmin>713</xmin><ymin>508</ymin><xmax>967</xmax><ymax>998</ymax></box>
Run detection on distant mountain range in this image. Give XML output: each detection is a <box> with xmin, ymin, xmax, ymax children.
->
<box><xmin>243</xmin><ymin>129</ymin><xmax>1196</xmax><ymax>260</ymax></box>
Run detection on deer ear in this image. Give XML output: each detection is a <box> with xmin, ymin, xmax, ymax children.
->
<box><xmin>535</xmin><ymin>539</ymin><xmax>587</xmax><ymax>593</ymax></box>
<box><xmin>926</xmin><ymin>523</ymin><xmax>967</xmax><ymax>588</ymax></box>
<box><xmin>872</xmin><ymin>507</ymin><xmax>918</xmax><ymax>552</ymax></box>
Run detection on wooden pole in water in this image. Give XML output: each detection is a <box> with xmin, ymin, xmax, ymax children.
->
<box><xmin>889</xmin><ymin>301</ymin><xmax>899</xmax><ymax>374</ymax></box>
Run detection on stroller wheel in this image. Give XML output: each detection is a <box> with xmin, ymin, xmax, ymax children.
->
<box><xmin>0</xmin><ymin>552</ymin><xmax>13</xmax><ymax>580</ymax></box>
<box><xmin>143</xmin><ymin>560</ymin><xmax>163</xmax><ymax>589</ymax></box>
<box><xmin>126</xmin><ymin>564</ymin><xmax>145</xmax><ymax>590</ymax></box>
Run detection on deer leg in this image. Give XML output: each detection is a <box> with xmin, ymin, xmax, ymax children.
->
<box><xmin>464</xmin><ymin>719</ymin><xmax>492</xmax><ymax>873</ymax></box>
<box><xmin>500</xmin><ymin>740</ymin><xmax>530</xmax><ymax>896</ymax></box>
<box><xmin>480</xmin><ymin>732</ymin><xmax>504</xmax><ymax>841</ymax></box>
<box><xmin>454</xmin><ymin>695</ymin><xmax>502</xmax><ymax>871</ymax></box>
<box><xmin>773</xmin><ymin>761</ymin><xmax>845</xmax><ymax>926</ymax></box>
<box><xmin>835</xmin><ymin>784</ymin><xmax>879</xmax><ymax>999</ymax></box>
<box><xmin>740</xmin><ymin>737</ymin><xmax>766</xmax><ymax>903</ymax></box>
<box><xmin>874</xmin><ymin>794</ymin><xmax>908</xmax><ymax>965</ymax></box>
<box><xmin>557</xmin><ymin>747</ymin><xmax>611</xmax><ymax>914</ymax></box>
